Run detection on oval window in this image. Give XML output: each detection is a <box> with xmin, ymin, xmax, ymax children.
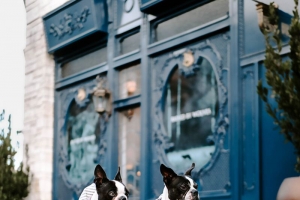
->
<box><xmin>65</xmin><ymin>100</ymin><xmax>100</xmax><ymax>183</ymax></box>
<box><xmin>163</xmin><ymin>57</ymin><xmax>218</xmax><ymax>171</ymax></box>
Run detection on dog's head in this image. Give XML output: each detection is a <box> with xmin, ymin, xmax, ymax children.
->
<box><xmin>93</xmin><ymin>165</ymin><xmax>129</xmax><ymax>200</ymax></box>
<box><xmin>160</xmin><ymin>163</ymin><xmax>199</xmax><ymax>200</ymax></box>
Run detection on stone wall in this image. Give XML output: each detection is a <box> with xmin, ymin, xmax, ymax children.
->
<box><xmin>24</xmin><ymin>0</ymin><xmax>68</xmax><ymax>199</ymax></box>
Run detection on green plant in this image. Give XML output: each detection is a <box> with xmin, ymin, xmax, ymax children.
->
<box><xmin>257</xmin><ymin>0</ymin><xmax>300</xmax><ymax>172</ymax></box>
<box><xmin>0</xmin><ymin>114</ymin><xmax>30</xmax><ymax>200</ymax></box>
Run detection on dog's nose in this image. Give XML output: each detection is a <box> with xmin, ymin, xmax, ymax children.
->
<box><xmin>191</xmin><ymin>190</ymin><xmax>198</xmax><ymax>196</ymax></box>
<box><xmin>118</xmin><ymin>196</ymin><xmax>127</xmax><ymax>200</ymax></box>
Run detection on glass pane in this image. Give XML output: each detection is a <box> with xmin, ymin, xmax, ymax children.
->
<box><xmin>163</xmin><ymin>57</ymin><xmax>218</xmax><ymax>171</ymax></box>
<box><xmin>120</xmin><ymin>32</ymin><xmax>140</xmax><ymax>55</ymax></box>
<box><xmin>66</xmin><ymin>100</ymin><xmax>100</xmax><ymax>183</ymax></box>
<box><xmin>155</xmin><ymin>0</ymin><xmax>229</xmax><ymax>41</ymax></box>
<box><xmin>62</xmin><ymin>47</ymin><xmax>107</xmax><ymax>78</ymax></box>
<box><xmin>118</xmin><ymin>107</ymin><xmax>141</xmax><ymax>200</ymax></box>
<box><xmin>119</xmin><ymin>64</ymin><xmax>141</xmax><ymax>99</ymax></box>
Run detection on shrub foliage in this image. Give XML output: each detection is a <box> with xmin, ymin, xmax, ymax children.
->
<box><xmin>0</xmin><ymin>115</ymin><xmax>30</xmax><ymax>199</ymax></box>
<box><xmin>257</xmin><ymin>0</ymin><xmax>300</xmax><ymax>172</ymax></box>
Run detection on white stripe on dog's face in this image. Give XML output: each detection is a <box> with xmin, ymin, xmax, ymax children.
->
<box><xmin>185</xmin><ymin>176</ymin><xmax>194</xmax><ymax>187</ymax></box>
<box><xmin>112</xmin><ymin>180</ymin><xmax>127</xmax><ymax>200</ymax></box>
<box><xmin>184</xmin><ymin>176</ymin><xmax>200</xmax><ymax>200</ymax></box>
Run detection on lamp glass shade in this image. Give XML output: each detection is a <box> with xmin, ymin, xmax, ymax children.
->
<box><xmin>93</xmin><ymin>95</ymin><xmax>107</xmax><ymax>113</ymax></box>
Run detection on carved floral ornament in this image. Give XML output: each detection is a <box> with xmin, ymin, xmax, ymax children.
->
<box><xmin>49</xmin><ymin>6</ymin><xmax>91</xmax><ymax>39</ymax></box>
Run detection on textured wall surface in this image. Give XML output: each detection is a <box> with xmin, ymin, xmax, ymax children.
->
<box><xmin>24</xmin><ymin>0</ymin><xmax>68</xmax><ymax>199</ymax></box>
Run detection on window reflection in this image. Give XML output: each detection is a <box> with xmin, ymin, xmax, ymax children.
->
<box><xmin>163</xmin><ymin>57</ymin><xmax>218</xmax><ymax>171</ymax></box>
<box><xmin>66</xmin><ymin>100</ymin><xmax>100</xmax><ymax>183</ymax></box>
<box><xmin>118</xmin><ymin>107</ymin><xmax>141</xmax><ymax>200</ymax></box>
<box><xmin>119</xmin><ymin>64</ymin><xmax>141</xmax><ymax>99</ymax></box>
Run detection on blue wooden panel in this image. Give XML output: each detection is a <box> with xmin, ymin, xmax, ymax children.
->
<box><xmin>241</xmin><ymin>65</ymin><xmax>259</xmax><ymax>200</ymax></box>
<box><xmin>43</xmin><ymin>0</ymin><xmax>108</xmax><ymax>53</ymax></box>
<box><xmin>228</xmin><ymin>0</ymin><xmax>242</xmax><ymax>199</ymax></box>
<box><xmin>259</xmin><ymin>62</ymin><xmax>298</xmax><ymax>200</ymax></box>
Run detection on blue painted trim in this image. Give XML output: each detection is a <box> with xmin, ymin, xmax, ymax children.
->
<box><xmin>254</xmin><ymin>61</ymin><xmax>260</xmax><ymax>199</ymax></box>
<box><xmin>240</xmin><ymin>45</ymin><xmax>290</xmax><ymax>67</ymax></box>
<box><xmin>115</xmin><ymin>27</ymin><xmax>140</xmax><ymax>56</ymax></box>
<box><xmin>55</xmin><ymin>64</ymin><xmax>108</xmax><ymax>89</ymax></box>
<box><xmin>140</xmin><ymin>0</ymin><xmax>164</xmax><ymax>10</ymax></box>
<box><xmin>140</xmin><ymin>13</ymin><xmax>152</xmax><ymax>200</ymax></box>
<box><xmin>47</xmin><ymin>29</ymin><xmax>104</xmax><ymax>54</ymax></box>
<box><xmin>113</xmin><ymin>50</ymin><xmax>141</xmax><ymax>68</ymax></box>
<box><xmin>148</xmin><ymin>16</ymin><xmax>229</xmax><ymax>56</ymax></box>
<box><xmin>52</xmin><ymin>91</ymin><xmax>59</xmax><ymax>200</ymax></box>
<box><xmin>140</xmin><ymin>0</ymin><xmax>207</xmax><ymax>16</ymax></box>
<box><xmin>113</xmin><ymin>95</ymin><xmax>141</xmax><ymax>109</ymax></box>
<box><xmin>199</xmin><ymin>191</ymin><xmax>231</xmax><ymax>199</ymax></box>
<box><xmin>105</xmin><ymin>15</ymin><xmax>118</xmax><ymax>179</ymax></box>
<box><xmin>229</xmin><ymin>0</ymin><xmax>242</xmax><ymax>199</ymax></box>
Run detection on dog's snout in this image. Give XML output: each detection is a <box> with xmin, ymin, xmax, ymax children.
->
<box><xmin>118</xmin><ymin>196</ymin><xmax>127</xmax><ymax>200</ymax></box>
<box><xmin>191</xmin><ymin>190</ymin><xmax>198</xmax><ymax>196</ymax></box>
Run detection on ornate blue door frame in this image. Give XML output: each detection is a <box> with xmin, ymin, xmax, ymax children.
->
<box><xmin>47</xmin><ymin>0</ymin><xmax>268</xmax><ymax>199</ymax></box>
<box><xmin>151</xmin><ymin>33</ymin><xmax>230</xmax><ymax>198</ymax></box>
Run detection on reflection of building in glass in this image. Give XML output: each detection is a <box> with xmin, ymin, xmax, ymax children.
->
<box><xmin>164</xmin><ymin>57</ymin><xmax>218</xmax><ymax>171</ymax></box>
<box><xmin>66</xmin><ymin>101</ymin><xmax>100</xmax><ymax>183</ymax></box>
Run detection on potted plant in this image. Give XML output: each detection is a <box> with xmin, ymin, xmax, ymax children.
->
<box><xmin>257</xmin><ymin>0</ymin><xmax>300</xmax><ymax>199</ymax></box>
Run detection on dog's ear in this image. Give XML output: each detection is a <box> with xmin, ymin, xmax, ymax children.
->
<box><xmin>94</xmin><ymin>164</ymin><xmax>108</xmax><ymax>186</ymax></box>
<box><xmin>114</xmin><ymin>167</ymin><xmax>122</xmax><ymax>183</ymax></box>
<box><xmin>160</xmin><ymin>164</ymin><xmax>177</xmax><ymax>186</ymax></box>
<box><xmin>184</xmin><ymin>163</ymin><xmax>195</xmax><ymax>176</ymax></box>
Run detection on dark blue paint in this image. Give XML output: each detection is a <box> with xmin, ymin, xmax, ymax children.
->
<box><xmin>140</xmin><ymin>0</ymin><xmax>204</xmax><ymax>16</ymax></box>
<box><xmin>241</xmin><ymin>65</ymin><xmax>259</xmax><ymax>200</ymax></box>
<box><xmin>113</xmin><ymin>95</ymin><xmax>141</xmax><ymax>109</ymax></box>
<box><xmin>43</xmin><ymin>0</ymin><xmax>108</xmax><ymax>53</ymax></box>
<box><xmin>47</xmin><ymin>0</ymin><xmax>298</xmax><ymax>199</ymax></box>
<box><xmin>259</xmin><ymin>62</ymin><xmax>298</xmax><ymax>200</ymax></box>
<box><xmin>229</xmin><ymin>0</ymin><xmax>242</xmax><ymax>200</ymax></box>
<box><xmin>140</xmin><ymin>14</ymin><xmax>153</xmax><ymax>200</ymax></box>
<box><xmin>113</xmin><ymin>50</ymin><xmax>141</xmax><ymax>69</ymax></box>
<box><xmin>105</xmin><ymin>14</ymin><xmax>118</xmax><ymax>180</ymax></box>
<box><xmin>52</xmin><ymin>91</ymin><xmax>60</xmax><ymax>200</ymax></box>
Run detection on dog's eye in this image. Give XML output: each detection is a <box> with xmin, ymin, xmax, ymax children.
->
<box><xmin>194</xmin><ymin>183</ymin><xmax>198</xmax><ymax>189</ymax></box>
<box><xmin>180</xmin><ymin>184</ymin><xmax>188</xmax><ymax>191</ymax></box>
<box><xmin>108</xmin><ymin>191</ymin><xmax>116</xmax><ymax>196</ymax></box>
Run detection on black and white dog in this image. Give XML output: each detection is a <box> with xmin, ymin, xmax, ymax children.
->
<box><xmin>157</xmin><ymin>163</ymin><xmax>200</xmax><ymax>200</ymax></box>
<box><xmin>91</xmin><ymin>164</ymin><xmax>129</xmax><ymax>200</ymax></box>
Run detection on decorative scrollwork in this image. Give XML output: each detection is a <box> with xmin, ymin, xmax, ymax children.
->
<box><xmin>244</xmin><ymin>181</ymin><xmax>255</xmax><ymax>191</ymax></box>
<box><xmin>152</xmin><ymin>36</ymin><xmax>229</xmax><ymax>190</ymax></box>
<box><xmin>57</xmin><ymin>80</ymin><xmax>108</xmax><ymax>196</ymax></box>
<box><xmin>49</xmin><ymin>7</ymin><xmax>91</xmax><ymax>39</ymax></box>
<box><xmin>122</xmin><ymin>0</ymin><xmax>135</xmax><ymax>13</ymax></box>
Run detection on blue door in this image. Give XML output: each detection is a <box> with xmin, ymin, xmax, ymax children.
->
<box><xmin>150</xmin><ymin>32</ymin><xmax>232</xmax><ymax>199</ymax></box>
